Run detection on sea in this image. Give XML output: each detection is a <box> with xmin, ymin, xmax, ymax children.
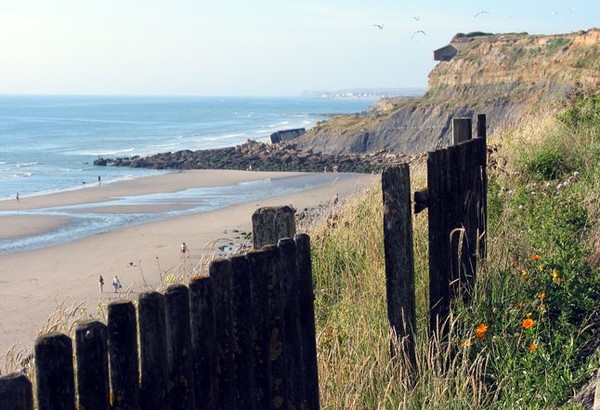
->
<box><xmin>0</xmin><ymin>95</ymin><xmax>377</xmax><ymax>254</ymax></box>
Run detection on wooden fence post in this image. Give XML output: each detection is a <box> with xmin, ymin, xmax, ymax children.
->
<box><xmin>189</xmin><ymin>276</ymin><xmax>218</xmax><ymax>410</ymax></box>
<box><xmin>452</xmin><ymin>118</ymin><xmax>472</xmax><ymax>145</ymax></box>
<box><xmin>164</xmin><ymin>284</ymin><xmax>195</xmax><ymax>410</ymax></box>
<box><xmin>0</xmin><ymin>373</ymin><xmax>33</xmax><ymax>410</ymax></box>
<box><xmin>34</xmin><ymin>332</ymin><xmax>76</xmax><ymax>410</ymax></box>
<box><xmin>278</xmin><ymin>238</ymin><xmax>305</xmax><ymax>409</ymax></box>
<box><xmin>295</xmin><ymin>233</ymin><xmax>320</xmax><ymax>410</ymax></box>
<box><xmin>382</xmin><ymin>165</ymin><xmax>417</xmax><ymax>369</ymax></box>
<box><xmin>246</xmin><ymin>249</ymin><xmax>274</xmax><ymax>409</ymax></box>
<box><xmin>210</xmin><ymin>258</ymin><xmax>236</xmax><ymax>410</ymax></box>
<box><xmin>229</xmin><ymin>255</ymin><xmax>257</xmax><ymax>410</ymax></box>
<box><xmin>75</xmin><ymin>320</ymin><xmax>109</xmax><ymax>410</ymax></box>
<box><xmin>107</xmin><ymin>301</ymin><xmax>140</xmax><ymax>410</ymax></box>
<box><xmin>477</xmin><ymin>114</ymin><xmax>488</xmax><ymax>261</ymax></box>
<box><xmin>252</xmin><ymin>206</ymin><xmax>296</xmax><ymax>249</ymax></box>
<box><xmin>427</xmin><ymin>148</ymin><xmax>451</xmax><ymax>335</ymax></box>
<box><xmin>138</xmin><ymin>291</ymin><xmax>169</xmax><ymax>410</ymax></box>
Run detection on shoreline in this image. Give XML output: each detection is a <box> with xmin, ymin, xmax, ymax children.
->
<box><xmin>0</xmin><ymin>169</ymin><xmax>378</xmax><ymax>360</ymax></box>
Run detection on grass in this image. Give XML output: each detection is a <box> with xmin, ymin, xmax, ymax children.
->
<box><xmin>306</xmin><ymin>87</ymin><xmax>600</xmax><ymax>408</ymax></box>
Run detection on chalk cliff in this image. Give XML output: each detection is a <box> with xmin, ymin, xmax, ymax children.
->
<box><xmin>294</xmin><ymin>28</ymin><xmax>600</xmax><ymax>155</ymax></box>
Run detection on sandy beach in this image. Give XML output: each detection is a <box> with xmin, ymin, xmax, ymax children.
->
<box><xmin>0</xmin><ymin>169</ymin><xmax>378</xmax><ymax>363</ymax></box>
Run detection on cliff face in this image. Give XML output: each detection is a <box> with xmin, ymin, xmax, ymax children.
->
<box><xmin>294</xmin><ymin>28</ymin><xmax>600</xmax><ymax>156</ymax></box>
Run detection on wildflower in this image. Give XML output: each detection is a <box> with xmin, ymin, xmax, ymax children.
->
<box><xmin>528</xmin><ymin>343</ymin><xmax>538</xmax><ymax>352</ymax></box>
<box><xmin>522</xmin><ymin>318</ymin><xmax>535</xmax><ymax>329</ymax></box>
<box><xmin>474</xmin><ymin>323</ymin><xmax>488</xmax><ymax>340</ymax></box>
<box><xmin>552</xmin><ymin>269</ymin><xmax>561</xmax><ymax>284</ymax></box>
<box><xmin>531</xmin><ymin>254</ymin><xmax>541</xmax><ymax>261</ymax></box>
<box><xmin>461</xmin><ymin>338</ymin><xmax>473</xmax><ymax>348</ymax></box>
<box><xmin>537</xmin><ymin>292</ymin><xmax>545</xmax><ymax>299</ymax></box>
<box><xmin>538</xmin><ymin>264</ymin><xmax>545</xmax><ymax>271</ymax></box>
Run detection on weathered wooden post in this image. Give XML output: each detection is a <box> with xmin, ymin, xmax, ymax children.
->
<box><xmin>262</xmin><ymin>245</ymin><xmax>287</xmax><ymax>410</ymax></box>
<box><xmin>295</xmin><ymin>233</ymin><xmax>320</xmax><ymax>410</ymax></box>
<box><xmin>164</xmin><ymin>284</ymin><xmax>195</xmax><ymax>410</ymax></box>
<box><xmin>138</xmin><ymin>291</ymin><xmax>169</xmax><ymax>410</ymax></box>
<box><xmin>427</xmin><ymin>148</ymin><xmax>451</xmax><ymax>335</ymax></box>
<box><xmin>452</xmin><ymin>118</ymin><xmax>472</xmax><ymax>145</ymax></box>
<box><xmin>252</xmin><ymin>206</ymin><xmax>296</xmax><ymax>249</ymax></box>
<box><xmin>107</xmin><ymin>301</ymin><xmax>140</xmax><ymax>410</ymax></box>
<box><xmin>75</xmin><ymin>320</ymin><xmax>110</xmax><ymax>410</ymax></box>
<box><xmin>34</xmin><ymin>332</ymin><xmax>76</xmax><ymax>410</ymax></box>
<box><xmin>246</xmin><ymin>249</ymin><xmax>274</xmax><ymax>409</ymax></box>
<box><xmin>0</xmin><ymin>373</ymin><xmax>33</xmax><ymax>410</ymax></box>
<box><xmin>229</xmin><ymin>255</ymin><xmax>257</xmax><ymax>410</ymax></box>
<box><xmin>382</xmin><ymin>164</ymin><xmax>417</xmax><ymax>369</ymax></box>
<box><xmin>189</xmin><ymin>276</ymin><xmax>218</xmax><ymax>410</ymax></box>
<box><xmin>278</xmin><ymin>237</ymin><xmax>305</xmax><ymax>409</ymax></box>
<box><xmin>210</xmin><ymin>258</ymin><xmax>236</xmax><ymax>410</ymax></box>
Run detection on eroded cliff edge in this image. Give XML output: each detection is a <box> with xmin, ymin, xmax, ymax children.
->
<box><xmin>294</xmin><ymin>28</ymin><xmax>600</xmax><ymax>156</ymax></box>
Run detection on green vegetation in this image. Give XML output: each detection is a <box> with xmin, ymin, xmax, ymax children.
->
<box><xmin>546</xmin><ymin>38</ymin><xmax>571</xmax><ymax>53</ymax></box>
<box><xmin>308</xmin><ymin>88</ymin><xmax>600</xmax><ymax>408</ymax></box>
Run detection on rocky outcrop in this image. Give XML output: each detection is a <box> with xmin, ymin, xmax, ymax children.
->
<box><xmin>95</xmin><ymin>139</ymin><xmax>414</xmax><ymax>174</ymax></box>
<box><xmin>294</xmin><ymin>28</ymin><xmax>600</xmax><ymax>156</ymax></box>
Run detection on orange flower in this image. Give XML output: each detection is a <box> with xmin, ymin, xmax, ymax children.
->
<box><xmin>537</xmin><ymin>292</ymin><xmax>546</xmax><ymax>299</ymax></box>
<box><xmin>531</xmin><ymin>254</ymin><xmax>541</xmax><ymax>261</ymax></box>
<box><xmin>528</xmin><ymin>343</ymin><xmax>538</xmax><ymax>352</ymax></box>
<box><xmin>522</xmin><ymin>318</ymin><xmax>535</xmax><ymax>329</ymax></box>
<box><xmin>474</xmin><ymin>323</ymin><xmax>488</xmax><ymax>340</ymax></box>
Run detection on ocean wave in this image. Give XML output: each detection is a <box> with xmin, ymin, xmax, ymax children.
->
<box><xmin>201</xmin><ymin>133</ymin><xmax>246</xmax><ymax>142</ymax></box>
<box><xmin>77</xmin><ymin>147</ymin><xmax>136</xmax><ymax>156</ymax></box>
<box><xmin>268</xmin><ymin>121</ymin><xmax>290</xmax><ymax>128</ymax></box>
<box><xmin>16</xmin><ymin>162</ymin><xmax>38</xmax><ymax>168</ymax></box>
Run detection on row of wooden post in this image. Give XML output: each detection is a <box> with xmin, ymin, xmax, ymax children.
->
<box><xmin>383</xmin><ymin>115</ymin><xmax>487</xmax><ymax>363</ymax></box>
<box><xmin>0</xmin><ymin>207</ymin><xmax>320</xmax><ymax>410</ymax></box>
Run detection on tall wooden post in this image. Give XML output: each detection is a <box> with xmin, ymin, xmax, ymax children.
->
<box><xmin>252</xmin><ymin>206</ymin><xmax>296</xmax><ymax>249</ymax></box>
<box><xmin>34</xmin><ymin>333</ymin><xmax>76</xmax><ymax>410</ymax></box>
<box><xmin>75</xmin><ymin>320</ymin><xmax>110</xmax><ymax>410</ymax></box>
<box><xmin>164</xmin><ymin>284</ymin><xmax>195</xmax><ymax>410</ymax></box>
<box><xmin>382</xmin><ymin>165</ymin><xmax>416</xmax><ymax>369</ymax></box>
<box><xmin>107</xmin><ymin>301</ymin><xmax>140</xmax><ymax>410</ymax></box>
<box><xmin>139</xmin><ymin>291</ymin><xmax>169</xmax><ymax>410</ymax></box>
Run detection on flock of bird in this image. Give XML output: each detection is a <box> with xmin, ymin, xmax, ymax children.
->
<box><xmin>373</xmin><ymin>10</ymin><xmax>490</xmax><ymax>40</ymax></box>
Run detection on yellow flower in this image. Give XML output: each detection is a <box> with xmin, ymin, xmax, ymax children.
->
<box><xmin>552</xmin><ymin>269</ymin><xmax>561</xmax><ymax>284</ymax></box>
<box><xmin>538</xmin><ymin>264</ymin><xmax>545</xmax><ymax>271</ymax></box>
<box><xmin>461</xmin><ymin>338</ymin><xmax>473</xmax><ymax>348</ymax></box>
<box><xmin>474</xmin><ymin>323</ymin><xmax>488</xmax><ymax>340</ymax></box>
<box><xmin>528</xmin><ymin>343</ymin><xmax>538</xmax><ymax>352</ymax></box>
<box><xmin>522</xmin><ymin>318</ymin><xmax>535</xmax><ymax>329</ymax></box>
<box><xmin>531</xmin><ymin>254</ymin><xmax>541</xmax><ymax>261</ymax></box>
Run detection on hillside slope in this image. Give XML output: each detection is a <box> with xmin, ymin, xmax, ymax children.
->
<box><xmin>294</xmin><ymin>28</ymin><xmax>600</xmax><ymax>155</ymax></box>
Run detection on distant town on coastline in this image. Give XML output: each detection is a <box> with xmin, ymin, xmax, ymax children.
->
<box><xmin>301</xmin><ymin>87</ymin><xmax>426</xmax><ymax>99</ymax></box>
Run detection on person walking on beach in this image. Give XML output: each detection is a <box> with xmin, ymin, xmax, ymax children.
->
<box><xmin>180</xmin><ymin>241</ymin><xmax>188</xmax><ymax>256</ymax></box>
<box><xmin>99</xmin><ymin>275</ymin><xmax>104</xmax><ymax>293</ymax></box>
<box><xmin>112</xmin><ymin>275</ymin><xmax>122</xmax><ymax>293</ymax></box>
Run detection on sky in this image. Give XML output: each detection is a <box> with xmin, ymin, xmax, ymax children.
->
<box><xmin>1</xmin><ymin>0</ymin><xmax>598</xmax><ymax>96</ymax></box>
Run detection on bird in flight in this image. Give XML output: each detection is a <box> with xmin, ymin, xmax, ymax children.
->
<box><xmin>373</xmin><ymin>24</ymin><xmax>385</xmax><ymax>29</ymax></box>
<box><xmin>411</xmin><ymin>16</ymin><xmax>421</xmax><ymax>21</ymax></box>
<box><xmin>474</xmin><ymin>10</ymin><xmax>489</xmax><ymax>18</ymax></box>
<box><xmin>411</xmin><ymin>30</ymin><xmax>427</xmax><ymax>39</ymax></box>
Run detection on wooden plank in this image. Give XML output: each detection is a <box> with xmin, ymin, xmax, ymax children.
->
<box><xmin>107</xmin><ymin>301</ymin><xmax>140</xmax><ymax>410</ymax></box>
<box><xmin>34</xmin><ymin>332</ymin><xmax>76</xmax><ymax>410</ymax></box>
<box><xmin>75</xmin><ymin>320</ymin><xmax>109</xmax><ymax>410</ymax></box>
<box><xmin>295</xmin><ymin>233</ymin><xmax>320</xmax><ymax>410</ymax></box>
<box><xmin>452</xmin><ymin>118</ymin><xmax>472</xmax><ymax>145</ymax></box>
<box><xmin>0</xmin><ymin>373</ymin><xmax>33</xmax><ymax>410</ymax></box>
<box><xmin>164</xmin><ymin>284</ymin><xmax>195</xmax><ymax>410</ymax></box>
<box><xmin>189</xmin><ymin>276</ymin><xmax>218</xmax><ymax>410</ymax></box>
<box><xmin>229</xmin><ymin>255</ymin><xmax>256</xmax><ymax>410</ymax></box>
<box><xmin>278</xmin><ymin>238</ymin><xmax>305</xmax><ymax>409</ymax></box>
<box><xmin>427</xmin><ymin>148</ymin><xmax>450</xmax><ymax>335</ymax></box>
<box><xmin>210</xmin><ymin>258</ymin><xmax>236</xmax><ymax>410</ymax></box>
<box><xmin>381</xmin><ymin>165</ymin><xmax>416</xmax><ymax>369</ymax></box>
<box><xmin>139</xmin><ymin>291</ymin><xmax>169</xmax><ymax>410</ymax></box>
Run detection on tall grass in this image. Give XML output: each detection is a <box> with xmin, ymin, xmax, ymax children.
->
<box><xmin>308</xmin><ymin>89</ymin><xmax>600</xmax><ymax>408</ymax></box>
